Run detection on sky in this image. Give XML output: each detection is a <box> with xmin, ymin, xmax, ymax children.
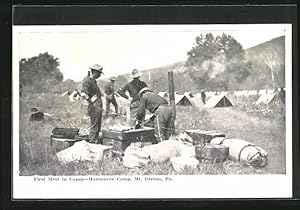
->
<box><xmin>14</xmin><ymin>24</ymin><xmax>287</xmax><ymax>82</ymax></box>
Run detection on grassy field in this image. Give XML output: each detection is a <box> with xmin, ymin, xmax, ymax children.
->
<box><xmin>18</xmin><ymin>91</ymin><xmax>286</xmax><ymax>176</ymax></box>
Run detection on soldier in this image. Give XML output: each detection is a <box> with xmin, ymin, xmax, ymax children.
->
<box><xmin>117</xmin><ymin>69</ymin><xmax>148</xmax><ymax>126</ymax></box>
<box><xmin>201</xmin><ymin>90</ymin><xmax>206</xmax><ymax>104</ymax></box>
<box><xmin>81</xmin><ymin>64</ymin><xmax>104</xmax><ymax>144</ymax></box>
<box><xmin>136</xmin><ymin>87</ymin><xmax>175</xmax><ymax>142</ymax></box>
<box><xmin>19</xmin><ymin>83</ymin><xmax>23</xmax><ymax>97</ymax></box>
<box><xmin>278</xmin><ymin>87</ymin><xmax>285</xmax><ymax>104</ymax></box>
<box><xmin>104</xmin><ymin>77</ymin><xmax>118</xmax><ymax>116</ymax></box>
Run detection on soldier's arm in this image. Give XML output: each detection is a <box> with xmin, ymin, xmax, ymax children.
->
<box><xmin>141</xmin><ymin>81</ymin><xmax>148</xmax><ymax>88</ymax></box>
<box><xmin>117</xmin><ymin>84</ymin><xmax>129</xmax><ymax>99</ymax></box>
<box><xmin>137</xmin><ymin>97</ymin><xmax>146</xmax><ymax>124</ymax></box>
<box><xmin>81</xmin><ymin>81</ymin><xmax>90</xmax><ymax>101</ymax></box>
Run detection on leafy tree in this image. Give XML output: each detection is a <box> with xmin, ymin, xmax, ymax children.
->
<box><xmin>185</xmin><ymin>33</ymin><xmax>251</xmax><ymax>91</ymax></box>
<box><xmin>19</xmin><ymin>52</ymin><xmax>63</xmax><ymax>89</ymax></box>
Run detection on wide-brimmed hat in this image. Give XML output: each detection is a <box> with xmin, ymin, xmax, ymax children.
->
<box><xmin>89</xmin><ymin>64</ymin><xmax>104</xmax><ymax>74</ymax></box>
<box><xmin>109</xmin><ymin>77</ymin><xmax>116</xmax><ymax>81</ymax></box>
<box><xmin>130</xmin><ymin>69</ymin><xmax>142</xmax><ymax>78</ymax></box>
<box><xmin>139</xmin><ymin>87</ymin><xmax>152</xmax><ymax>98</ymax></box>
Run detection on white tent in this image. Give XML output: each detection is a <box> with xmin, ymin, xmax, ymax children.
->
<box><xmin>255</xmin><ymin>93</ymin><xmax>277</xmax><ymax>105</ymax></box>
<box><xmin>184</xmin><ymin>91</ymin><xmax>194</xmax><ymax>98</ymax></box>
<box><xmin>175</xmin><ymin>94</ymin><xmax>193</xmax><ymax>106</ymax></box>
<box><xmin>204</xmin><ymin>93</ymin><xmax>234</xmax><ymax>108</ymax></box>
<box><xmin>158</xmin><ymin>92</ymin><xmax>169</xmax><ymax>99</ymax></box>
<box><xmin>69</xmin><ymin>90</ymin><xmax>80</xmax><ymax>102</ymax></box>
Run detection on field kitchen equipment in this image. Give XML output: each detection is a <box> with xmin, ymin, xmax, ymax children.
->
<box><xmin>102</xmin><ymin>126</ymin><xmax>157</xmax><ymax>157</ymax></box>
<box><xmin>50</xmin><ymin>127</ymin><xmax>89</xmax><ymax>152</ymax></box>
<box><xmin>185</xmin><ymin>129</ymin><xmax>226</xmax><ymax>146</ymax></box>
<box><xmin>195</xmin><ymin>143</ymin><xmax>229</xmax><ymax>163</ymax></box>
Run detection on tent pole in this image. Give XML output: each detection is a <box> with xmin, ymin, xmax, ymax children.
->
<box><xmin>168</xmin><ymin>71</ymin><xmax>176</xmax><ymax>118</ymax></box>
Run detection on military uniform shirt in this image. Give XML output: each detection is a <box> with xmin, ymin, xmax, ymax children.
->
<box><xmin>104</xmin><ymin>82</ymin><xmax>114</xmax><ymax>96</ymax></box>
<box><xmin>137</xmin><ymin>92</ymin><xmax>169</xmax><ymax>122</ymax></box>
<box><xmin>117</xmin><ymin>80</ymin><xmax>147</xmax><ymax>102</ymax></box>
<box><xmin>81</xmin><ymin>76</ymin><xmax>102</xmax><ymax>100</ymax></box>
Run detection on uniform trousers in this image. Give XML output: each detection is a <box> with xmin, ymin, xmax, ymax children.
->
<box><xmin>88</xmin><ymin>100</ymin><xmax>102</xmax><ymax>143</ymax></box>
<box><xmin>153</xmin><ymin>104</ymin><xmax>175</xmax><ymax>142</ymax></box>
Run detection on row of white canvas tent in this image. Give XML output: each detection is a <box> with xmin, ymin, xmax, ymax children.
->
<box><xmin>158</xmin><ymin>88</ymin><xmax>285</xmax><ymax>108</ymax></box>
<box><xmin>62</xmin><ymin>88</ymin><xmax>284</xmax><ymax>109</ymax></box>
<box><xmin>158</xmin><ymin>91</ymin><xmax>232</xmax><ymax>108</ymax></box>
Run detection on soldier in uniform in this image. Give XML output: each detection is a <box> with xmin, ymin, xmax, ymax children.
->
<box><xmin>117</xmin><ymin>69</ymin><xmax>148</xmax><ymax>126</ymax></box>
<box><xmin>136</xmin><ymin>87</ymin><xmax>176</xmax><ymax>142</ymax></box>
<box><xmin>104</xmin><ymin>77</ymin><xmax>118</xmax><ymax>116</ymax></box>
<box><xmin>81</xmin><ymin>64</ymin><xmax>104</xmax><ymax>143</ymax></box>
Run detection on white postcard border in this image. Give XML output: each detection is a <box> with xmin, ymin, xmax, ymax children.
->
<box><xmin>13</xmin><ymin>24</ymin><xmax>293</xmax><ymax>199</ymax></box>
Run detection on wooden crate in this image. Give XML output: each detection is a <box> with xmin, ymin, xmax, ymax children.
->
<box><xmin>195</xmin><ymin>143</ymin><xmax>229</xmax><ymax>163</ymax></box>
<box><xmin>52</xmin><ymin>128</ymin><xmax>79</xmax><ymax>139</ymax></box>
<box><xmin>185</xmin><ymin>129</ymin><xmax>225</xmax><ymax>146</ymax></box>
<box><xmin>102</xmin><ymin>127</ymin><xmax>156</xmax><ymax>156</ymax></box>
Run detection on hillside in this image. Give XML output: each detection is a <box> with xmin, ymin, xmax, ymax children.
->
<box><xmin>243</xmin><ymin>36</ymin><xmax>285</xmax><ymax>90</ymax></box>
<box><xmin>113</xmin><ymin>35</ymin><xmax>286</xmax><ymax>93</ymax></box>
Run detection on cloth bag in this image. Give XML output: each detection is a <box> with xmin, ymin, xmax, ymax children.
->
<box><xmin>56</xmin><ymin>141</ymin><xmax>110</xmax><ymax>163</ymax></box>
<box><xmin>210</xmin><ymin>137</ymin><xmax>268</xmax><ymax>168</ymax></box>
<box><xmin>142</xmin><ymin>140</ymin><xmax>189</xmax><ymax>163</ymax></box>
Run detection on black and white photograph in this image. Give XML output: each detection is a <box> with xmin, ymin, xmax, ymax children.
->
<box><xmin>13</xmin><ymin>23</ymin><xmax>293</xmax><ymax>199</ymax></box>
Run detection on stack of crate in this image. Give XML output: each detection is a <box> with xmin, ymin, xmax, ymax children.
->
<box><xmin>185</xmin><ymin>129</ymin><xmax>228</xmax><ymax>163</ymax></box>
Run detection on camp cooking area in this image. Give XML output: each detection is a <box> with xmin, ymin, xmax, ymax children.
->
<box><xmin>19</xmin><ymin>87</ymin><xmax>285</xmax><ymax>176</ymax></box>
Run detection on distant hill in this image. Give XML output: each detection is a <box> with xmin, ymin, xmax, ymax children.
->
<box><xmin>116</xmin><ymin>35</ymin><xmax>286</xmax><ymax>93</ymax></box>
<box><xmin>246</xmin><ymin>36</ymin><xmax>285</xmax><ymax>59</ymax></box>
<box><xmin>243</xmin><ymin>36</ymin><xmax>285</xmax><ymax>90</ymax></box>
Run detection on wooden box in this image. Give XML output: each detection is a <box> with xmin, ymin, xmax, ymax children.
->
<box><xmin>102</xmin><ymin>127</ymin><xmax>156</xmax><ymax>156</ymax></box>
<box><xmin>94</xmin><ymin>145</ymin><xmax>113</xmax><ymax>161</ymax></box>
<box><xmin>195</xmin><ymin>143</ymin><xmax>229</xmax><ymax>163</ymax></box>
<box><xmin>52</xmin><ymin>128</ymin><xmax>79</xmax><ymax>139</ymax></box>
<box><xmin>185</xmin><ymin>129</ymin><xmax>225</xmax><ymax>146</ymax></box>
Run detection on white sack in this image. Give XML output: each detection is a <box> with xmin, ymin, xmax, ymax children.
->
<box><xmin>122</xmin><ymin>146</ymin><xmax>150</xmax><ymax>168</ymax></box>
<box><xmin>56</xmin><ymin>141</ymin><xmax>111</xmax><ymax>163</ymax></box>
<box><xmin>175</xmin><ymin>133</ymin><xmax>195</xmax><ymax>157</ymax></box>
<box><xmin>142</xmin><ymin>140</ymin><xmax>194</xmax><ymax>163</ymax></box>
<box><xmin>210</xmin><ymin>137</ymin><xmax>268</xmax><ymax>168</ymax></box>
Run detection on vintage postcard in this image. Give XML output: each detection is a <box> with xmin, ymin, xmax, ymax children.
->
<box><xmin>13</xmin><ymin>24</ymin><xmax>292</xmax><ymax>199</ymax></box>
